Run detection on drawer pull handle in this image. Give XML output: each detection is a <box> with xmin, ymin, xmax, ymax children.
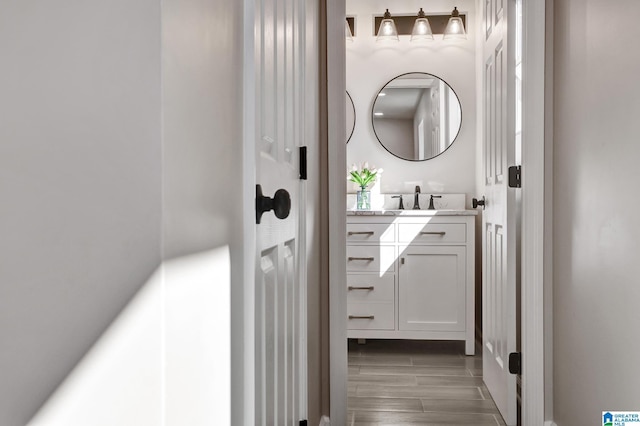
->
<box><xmin>420</xmin><ymin>231</ymin><xmax>446</xmax><ymax>236</ymax></box>
<box><xmin>348</xmin><ymin>257</ymin><xmax>375</xmax><ymax>261</ymax></box>
<box><xmin>348</xmin><ymin>231</ymin><xmax>375</xmax><ymax>236</ymax></box>
<box><xmin>349</xmin><ymin>315</ymin><xmax>375</xmax><ymax>320</ymax></box>
<box><xmin>348</xmin><ymin>286</ymin><xmax>375</xmax><ymax>291</ymax></box>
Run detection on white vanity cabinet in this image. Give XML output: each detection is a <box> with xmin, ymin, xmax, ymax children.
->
<box><xmin>346</xmin><ymin>211</ymin><xmax>477</xmax><ymax>355</ymax></box>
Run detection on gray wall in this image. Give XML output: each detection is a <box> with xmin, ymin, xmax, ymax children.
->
<box><xmin>374</xmin><ymin>118</ymin><xmax>415</xmax><ymax>160</ymax></box>
<box><xmin>0</xmin><ymin>2</ymin><xmax>162</xmax><ymax>425</ymax></box>
<box><xmin>161</xmin><ymin>0</ymin><xmax>245</xmax><ymax>423</ymax></box>
<box><xmin>162</xmin><ymin>0</ymin><xmax>243</xmax><ymax>261</ymax></box>
<box><xmin>553</xmin><ymin>0</ymin><xmax>640</xmax><ymax>424</ymax></box>
<box><xmin>0</xmin><ymin>1</ymin><xmax>325</xmax><ymax>425</ymax></box>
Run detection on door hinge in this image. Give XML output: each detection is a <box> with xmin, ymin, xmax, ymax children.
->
<box><xmin>508</xmin><ymin>165</ymin><xmax>521</xmax><ymax>188</ymax></box>
<box><xmin>508</xmin><ymin>352</ymin><xmax>521</xmax><ymax>375</ymax></box>
<box><xmin>299</xmin><ymin>146</ymin><xmax>308</xmax><ymax>180</ymax></box>
<box><xmin>299</xmin><ymin>420</ymin><xmax>308</xmax><ymax>426</ymax></box>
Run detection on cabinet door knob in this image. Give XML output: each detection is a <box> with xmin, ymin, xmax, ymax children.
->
<box><xmin>420</xmin><ymin>231</ymin><xmax>446</xmax><ymax>236</ymax></box>
<box><xmin>348</xmin><ymin>231</ymin><xmax>375</xmax><ymax>236</ymax></box>
<box><xmin>348</xmin><ymin>315</ymin><xmax>375</xmax><ymax>320</ymax></box>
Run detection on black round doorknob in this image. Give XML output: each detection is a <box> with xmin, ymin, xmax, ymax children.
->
<box><xmin>256</xmin><ymin>184</ymin><xmax>291</xmax><ymax>224</ymax></box>
<box><xmin>472</xmin><ymin>196</ymin><xmax>486</xmax><ymax>209</ymax></box>
<box><xmin>271</xmin><ymin>189</ymin><xmax>291</xmax><ymax>219</ymax></box>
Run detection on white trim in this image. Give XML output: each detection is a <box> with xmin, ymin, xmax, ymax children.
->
<box><xmin>521</xmin><ymin>0</ymin><xmax>548</xmax><ymax>425</ymax></box>
<box><xmin>327</xmin><ymin>0</ymin><xmax>348</xmax><ymax>425</ymax></box>
<box><xmin>543</xmin><ymin>0</ymin><xmax>555</xmax><ymax>422</ymax></box>
<box><xmin>319</xmin><ymin>415</ymin><xmax>331</xmax><ymax>426</ymax></box>
<box><xmin>239</xmin><ymin>0</ymin><xmax>256</xmax><ymax>424</ymax></box>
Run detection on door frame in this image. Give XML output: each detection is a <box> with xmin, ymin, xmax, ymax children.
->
<box><xmin>520</xmin><ymin>0</ymin><xmax>551</xmax><ymax>424</ymax></box>
<box><xmin>325</xmin><ymin>0</ymin><xmax>348</xmax><ymax>425</ymax></box>
<box><xmin>240</xmin><ymin>1</ymin><xmax>257</xmax><ymax>425</ymax></box>
<box><xmin>325</xmin><ymin>1</ymin><xmax>551</xmax><ymax>425</ymax></box>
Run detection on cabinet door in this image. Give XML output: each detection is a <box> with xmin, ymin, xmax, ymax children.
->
<box><xmin>398</xmin><ymin>245</ymin><xmax>466</xmax><ymax>332</ymax></box>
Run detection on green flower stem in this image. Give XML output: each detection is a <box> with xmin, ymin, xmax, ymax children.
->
<box><xmin>349</xmin><ymin>168</ymin><xmax>378</xmax><ymax>189</ymax></box>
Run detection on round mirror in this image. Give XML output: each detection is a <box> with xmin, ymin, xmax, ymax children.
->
<box><xmin>346</xmin><ymin>91</ymin><xmax>355</xmax><ymax>143</ymax></box>
<box><xmin>372</xmin><ymin>72</ymin><xmax>462</xmax><ymax>161</ymax></box>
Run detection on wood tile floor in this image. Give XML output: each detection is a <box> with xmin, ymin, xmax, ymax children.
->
<box><xmin>348</xmin><ymin>339</ymin><xmax>507</xmax><ymax>426</ymax></box>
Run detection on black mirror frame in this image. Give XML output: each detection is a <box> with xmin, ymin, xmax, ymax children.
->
<box><xmin>371</xmin><ymin>72</ymin><xmax>463</xmax><ymax>162</ymax></box>
<box><xmin>346</xmin><ymin>91</ymin><xmax>356</xmax><ymax>144</ymax></box>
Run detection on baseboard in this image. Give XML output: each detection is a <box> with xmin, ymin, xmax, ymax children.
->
<box><xmin>319</xmin><ymin>415</ymin><xmax>331</xmax><ymax>426</ymax></box>
<box><xmin>544</xmin><ymin>421</ymin><xmax>557</xmax><ymax>426</ymax></box>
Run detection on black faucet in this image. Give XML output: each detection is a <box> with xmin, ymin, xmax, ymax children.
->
<box><xmin>427</xmin><ymin>194</ymin><xmax>442</xmax><ymax>210</ymax></box>
<box><xmin>413</xmin><ymin>186</ymin><xmax>421</xmax><ymax>209</ymax></box>
<box><xmin>391</xmin><ymin>195</ymin><xmax>404</xmax><ymax>210</ymax></box>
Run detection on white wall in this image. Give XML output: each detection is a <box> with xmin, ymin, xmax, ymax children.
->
<box><xmin>346</xmin><ymin>0</ymin><xmax>476</xmax><ymax>200</ymax></box>
<box><xmin>161</xmin><ymin>0</ymin><xmax>242</xmax><ymax>423</ymax></box>
<box><xmin>27</xmin><ymin>248</ymin><xmax>231</xmax><ymax>426</ymax></box>
<box><xmin>0</xmin><ymin>1</ymin><xmax>246</xmax><ymax>424</ymax></box>
<box><xmin>161</xmin><ymin>0</ymin><xmax>243</xmax><ymax>261</ymax></box>
<box><xmin>553</xmin><ymin>0</ymin><xmax>640</xmax><ymax>424</ymax></box>
<box><xmin>0</xmin><ymin>3</ymin><xmax>162</xmax><ymax>425</ymax></box>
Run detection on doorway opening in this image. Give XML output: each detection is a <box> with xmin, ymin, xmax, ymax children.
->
<box><xmin>331</xmin><ymin>0</ymin><xmax>544</xmax><ymax>422</ymax></box>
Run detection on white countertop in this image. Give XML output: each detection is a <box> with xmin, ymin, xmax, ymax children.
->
<box><xmin>347</xmin><ymin>209</ymin><xmax>478</xmax><ymax>216</ymax></box>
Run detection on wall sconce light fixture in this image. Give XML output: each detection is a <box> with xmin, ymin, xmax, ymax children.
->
<box><xmin>376</xmin><ymin>9</ymin><xmax>399</xmax><ymax>42</ymax></box>
<box><xmin>373</xmin><ymin>9</ymin><xmax>466</xmax><ymax>41</ymax></box>
<box><xmin>443</xmin><ymin>7</ymin><xmax>467</xmax><ymax>39</ymax></box>
<box><xmin>410</xmin><ymin>8</ymin><xmax>434</xmax><ymax>41</ymax></box>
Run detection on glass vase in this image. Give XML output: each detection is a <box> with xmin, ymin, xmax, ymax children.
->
<box><xmin>356</xmin><ymin>189</ymin><xmax>371</xmax><ymax>210</ymax></box>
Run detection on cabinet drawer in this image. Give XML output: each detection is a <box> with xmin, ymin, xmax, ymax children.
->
<box><xmin>398</xmin><ymin>223</ymin><xmax>466</xmax><ymax>244</ymax></box>
<box><xmin>347</xmin><ymin>302</ymin><xmax>394</xmax><ymax>330</ymax></box>
<box><xmin>347</xmin><ymin>274</ymin><xmax>394</xmax><ymax>303</ymax></box>
<box><xmin>347</xmin><ymin>245</ymin><xmax>395</xmax><ymax>272</ymax></box>
<box><xmin>346</xmin><ymin>223</ymin><xmax>395</xmax><ymax>244</ymax></box>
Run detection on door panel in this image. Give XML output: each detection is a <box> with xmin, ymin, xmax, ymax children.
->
<box><xmin>482</xmin><ymin>0</ymin><xmax>517</xmax><ymax>424</ymax></box>
<box><xmin>257</xmin><ymin>250</ymin><xmax>276</xmax><ymax>425</ymax></box>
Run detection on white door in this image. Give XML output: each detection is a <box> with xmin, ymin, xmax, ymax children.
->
<box><xmin>249</xmin><ymin>0</ymin><xmax>310</xmax><ymax>423</ymax></box>
<box><xmin>481</xmin><ymin>0</ymin><xmax>518</xmax><ymax>424</ymax></box>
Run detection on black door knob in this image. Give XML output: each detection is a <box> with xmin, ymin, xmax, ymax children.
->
<box><xmin>472</xmin><ymin>196</ymin><xmax>486</xmax><ymax>209</ymax></box>
<box><xmin>256</xmin><ymin>184</ymin><xmax>291</xmax><ymax>224</ymax></box>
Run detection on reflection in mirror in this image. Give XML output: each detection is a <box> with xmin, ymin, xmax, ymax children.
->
<box><xmin>346</xmin><ymin>91</ymin><xmax>356</xmax><ymax>143</ymax></box>
<box><xmin>372</xmin><ymin>72</ymin><xmax>462</xmax><ymax>161</ymax></box>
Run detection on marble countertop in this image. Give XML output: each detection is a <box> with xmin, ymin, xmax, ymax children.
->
<box><xmin>346</xmin><ymin>209</ymin><xmax>478</xmax><ymax>216</ymax></box>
